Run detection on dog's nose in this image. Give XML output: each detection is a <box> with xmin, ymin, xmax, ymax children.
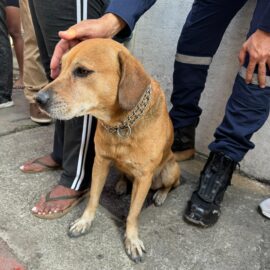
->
<box><xmin>35</xmin><ymin>91</ymin><xmax>50</xmax><ymax>107</ymax></box>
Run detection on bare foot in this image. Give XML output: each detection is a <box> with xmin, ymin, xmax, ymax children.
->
<box><xmin>13</xmin><ymin>78</ymin><xmax>24</xmax><ymax>89</ymax></box>
<box><xmin>32</xmin><ymin>185</ymin><xmax>88</xmax><ymax>219</ymax></box>
<box><xmin>20</xmin><ymin>154</ymin><xmax>60</xmax><ymax>173</ymax></box>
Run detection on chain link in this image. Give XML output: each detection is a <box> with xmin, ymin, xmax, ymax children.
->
<box><xmin>100</xmin><ymin>85</ymin><xmax>152</xmax><ymax>138</ymax></box>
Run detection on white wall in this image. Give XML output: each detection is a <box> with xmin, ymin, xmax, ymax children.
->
<box><xmin>130</xmin><ymin>0</ymin><xmax>270</xmax><ymax>182</ymax></box>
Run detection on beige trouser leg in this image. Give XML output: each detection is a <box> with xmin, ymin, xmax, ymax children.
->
<box><xmin>19</xmin><ymin>0</ymin><xmax>47</xmax><ymax>103</ymax></box>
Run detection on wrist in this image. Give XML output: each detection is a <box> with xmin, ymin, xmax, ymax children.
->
<box><xmin>257</xmin><ymin>29</ymin><xmax>270</xmax><ymax>37</ymax></box>
<box><xmin>102</xmin><ymin>13</ymin><xmax>126</xmax><ymax>37</ymax></box>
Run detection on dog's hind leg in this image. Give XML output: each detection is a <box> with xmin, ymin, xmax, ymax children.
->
<box><xmin>153</xmin><ymin>156</ymin><xmax>180</xmax><ymax>207</ymax></box>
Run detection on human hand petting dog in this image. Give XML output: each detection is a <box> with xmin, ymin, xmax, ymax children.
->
<box><xmin>50</xmin><ymin>13</ymin><xmax>126</xmax><ymax>79</ymax></box>
<box><xmin>239</xmin><ymin>29</ymin><xmax>270</xmax><ymax>88</ymax></box>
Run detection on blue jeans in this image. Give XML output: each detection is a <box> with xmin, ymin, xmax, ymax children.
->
<box><xmin>0</xmin><ymin>0</ymin><xmax>13</xmax><ymax>103</ymax></box>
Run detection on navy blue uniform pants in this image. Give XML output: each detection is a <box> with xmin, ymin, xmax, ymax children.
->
<box><xmin>170</xmin><ymin>0</ymin><xmax>270</xmax><ymax>162</ymax></box>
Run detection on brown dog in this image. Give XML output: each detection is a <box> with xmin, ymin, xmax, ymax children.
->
<box><xmin>36</xmin><ymin>39</ymin><xmax>180</xmax><ymax>262</ymax></box>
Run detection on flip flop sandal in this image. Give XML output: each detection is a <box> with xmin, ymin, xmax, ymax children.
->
<box><xmin>32</xmin><ymin>189</ymin><xmax>89</xmax><ymax>220</ymax></box>
<box><xmin>20</xmin><ymin>157</ymin><xmax>61</xmax><ymax>174</ymax></box>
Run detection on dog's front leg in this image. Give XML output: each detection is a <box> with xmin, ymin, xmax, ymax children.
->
<box><xmin>125</xmin><ymin>174</ymin><xmax>153</xmax><ymax>263</ymax></box>
<box><xmin>68</xmin><ymin>155</ymin><xmax>110</xmax><ymax>238</ymax></box>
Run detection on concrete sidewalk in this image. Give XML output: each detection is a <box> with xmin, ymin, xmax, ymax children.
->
<box><xmin>0</xmin><ymin>87</ymin><xmax>269</xmax><ymax>270</ymax></box>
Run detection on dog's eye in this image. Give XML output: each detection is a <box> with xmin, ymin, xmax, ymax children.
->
<box><xmin>73</xmin><ymin>67</ymin><xmax>94</xmax><ymax>78</ymax></box>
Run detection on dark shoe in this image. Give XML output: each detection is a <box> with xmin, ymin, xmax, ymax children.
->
<box><xmin>184</xmin><ymin>152</ymin><xmax>237</xmax><ymax>227</ymax></box>
<box><xmin>30</xmin><ymin>103</ymin><xmax>52</xmax><ymax>124</ymax></box>
<box><xmin>172</xmin><ymin>126</ymin><xmax>195</xmax><ymax>161</ymax></box>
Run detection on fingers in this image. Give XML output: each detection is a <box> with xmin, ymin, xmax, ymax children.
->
<box><xmin>241</xmin><ymin>30</ymin><xmax>270</xmax><ymax>88</ymax></box>
<box><xmin>245</xmin><ymin>54</ymin><xmax>268</xmax><ymax>88</ymax></box>
<box><xmin>245</xmin><ymin>60</ymin><xmax>269</xmax><ymax>88</ymax></box>
<box><xmin>50</xmin><ymin>40</ymin><xmax>68</xmax><ymax>79</ymax></box>
<box><xmin>245</xmin><ymin>59</ymin><xmax>257</xmax><ymax>84</ymax></box>
<box><xmin>50</xmin><ymin>22</ymin><xmax>92</xmax><ymax>79</ymax></box>
<box><xmin>58</xmin><ymin>28</ymin><xmax>77</xmax><ymax>40</ymax></box>
<box><xmin>50</xmin><ymin>39</ymin><xmax>79</xmax><ymax>79</ymax></box>
<box><xmin>238</xmin><ymin>44</ymin><xmax>247</xmax><ymax>66</ymax></box>
<box><xmin>59</xmin><ymin>21</ymin><xmax>97</xmax><ymax>40</ymax></box>
<box><xmin>258</xmin><ymin>62</ymin><xmax>266</xmax><ymax>88</ymax></box>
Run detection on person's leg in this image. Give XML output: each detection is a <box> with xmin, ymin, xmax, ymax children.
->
<box><xmin>186</xmin><ymin>80</ymin><xmax>270</xmax><ymax>227</ymax></box>
<box><xmin>19</xmin><ymin>0</ymin><xmax>60</xmax><ymax>175</ymax></box>
<box><xmin>19</xmin><ymin>0</ymin><xmax>51</xmax><ymax>123</ymax></box>
<box><xmin>170</xmin><ymin>0</ymin><xmax>248</xmax><ymax>161</ymax></box>
<box><xmin>208</xmin><ymin>77</ymin><xmax>270</xmax><ymax>161</ymax></box>
<box><xmin>27</xmin><ymin>0</ymin><xmax>52</xmax><ymax>81</ymax></box>
<box><xmin>0</xmin><ymin>0</ymin><xmax>13</xmax><ymax>107</ymax></box>
<box><xmin>20</xmin><ymin>0</ymin><xmax>47</xmax><ymax>102</ymax></box>
<box><xmin>5</xmin><ymin>2</ymin><xmax>24</xmax><ymax>89</ymax></box>
<box><xmin>29</xmin><ymin>0</ymin><xmax>108</xmax><ymax>218</ymax></box>
<box><xmin>185</xmin><ymin>0</ymin><xmax>270</xmax><ymax>227</ymax></box>
<box><xmin>59</xmin><ymin>116</ymin><xmax>97</xmax><ymax>192</ymax></box>
<box><xmin>209</xmin><ymin>0</ymin><xmax>270</xmax><ymax>161</ymax></box>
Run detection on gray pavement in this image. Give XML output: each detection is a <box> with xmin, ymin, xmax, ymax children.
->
<box><xmin>0</xmin><ymin>86</ymin><xmax>270</xmax><ymax>270</ymax></box>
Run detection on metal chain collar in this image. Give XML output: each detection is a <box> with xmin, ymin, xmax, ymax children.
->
<box><xmin>100</xmin><ymin>85</ymin><xmax>152</xmax><ymax>138</ymax></box>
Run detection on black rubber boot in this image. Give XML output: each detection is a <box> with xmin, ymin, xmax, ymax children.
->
<box><xmin>184</xmin><ymin>152</ymin><xmax>237</xmax><ymax>227</ymax></box>
<box><xmin>172</xmin><ymin>126</ymin><xmax>196</xmax><ymax>161</ymax></box>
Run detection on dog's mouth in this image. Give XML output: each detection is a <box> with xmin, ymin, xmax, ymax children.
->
<box><xmin>39</xmin><ymin>98</ymin><xmax>72</xmax><ymax>120</ymax></box>
<box><xmin>35</xmin><ymin>90</ymin><xmax>80</xmax><ymax>120</ymax></box>
<box><xmin>47</xmin><ymin>102</ymin><xmax>70</xmax><ymax>120</ymax></box>
<box><xmin>44</xmin><ymin>99</ymin><xmax>92</xmax><ymax>120</ymax></box>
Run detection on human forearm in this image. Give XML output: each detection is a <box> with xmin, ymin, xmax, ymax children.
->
<box><xmin>106</xmin><ymin>0</ymin><xmax>157</xmax><ymax>37</ymax></box>
<box><xmin>258</xmin><ymin>3</ymin><xmax>270</xmax><ymax>33</ymax></box>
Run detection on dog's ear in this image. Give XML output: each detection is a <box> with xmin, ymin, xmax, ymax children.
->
<box><xmin>118</xmin><ymin>50</ymin><xmax>151</xmax><ymax>110</ymax></box>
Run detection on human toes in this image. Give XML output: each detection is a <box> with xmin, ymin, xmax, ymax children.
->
<box><xmin>31</xmin><ymin>195</ymin><xmax>46</xmax><ymax>214</ymax></box>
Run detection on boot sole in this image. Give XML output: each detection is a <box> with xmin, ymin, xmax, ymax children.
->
<box><xmin>183</xmin><ymin>214</ymin><xmax>210</xmax><ymax>228</ymax></box>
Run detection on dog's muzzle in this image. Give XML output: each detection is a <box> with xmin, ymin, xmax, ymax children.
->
<box><xmin>35</xmin><ymin>89</ymin><xmax>71</xmax><ymax>120</ymax></box>
<box><xmin>35</xmin><ymin>90</ymin><xmax>53</xmax><ymax>112</ymax></box>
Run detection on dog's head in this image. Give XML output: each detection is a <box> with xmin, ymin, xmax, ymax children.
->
<box><xmin>36</xmin><ymin>39</ymin><xmax>151</xmax><ymax>121</ymax></box>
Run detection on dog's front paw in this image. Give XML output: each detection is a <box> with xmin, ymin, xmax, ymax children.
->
<box><xmin>124</xmin><ymin>236</ymin><xmax>146</xmax><ymax>263</ymax></box>
<box><xmin>153</xmin><ymin>189</ymin><xmax>168</xmax><ymax>206</ymax></box>
<box><xmin>68</xmin><ymin>218</ymin><xmax>92</xmax><ymax>238</ymax></box>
